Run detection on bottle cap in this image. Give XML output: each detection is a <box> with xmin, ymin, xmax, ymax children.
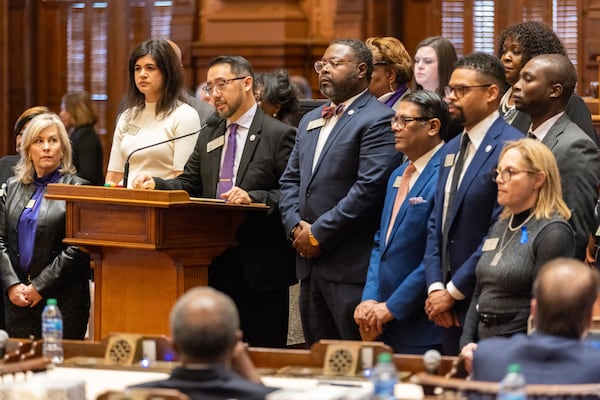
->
<box><xmin>46</xmin><ymin>298</ymin><xmax>57</xmax><ymax>306</ymax></box>
<box><xmin>507</xmin><ymin>363</ymin><xmax>521</xmax><ymax>373</ymax></box>
<box><xmin>377</xmin><ymin>352</ymin><xmax>393</xmax><ymax>363</ymax></box>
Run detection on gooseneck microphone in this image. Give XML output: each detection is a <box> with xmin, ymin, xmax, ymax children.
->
<box><xmin>122</xmin><ymin>113</ymin><xmax>220</xmax><ymax>188</ymax></box>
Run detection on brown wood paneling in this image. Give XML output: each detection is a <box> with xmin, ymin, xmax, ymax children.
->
<box><xmin>400</xmin><ymin>0</ymin><xmax>442</xmax><ymax>56</ymax></box>
<box><xmin>36</xmin><ymin>3</ymin><xmax>67</xmax><ymax>113</ymax></box>
<box><xmin>0</xmin><ymin>0</ymin><xmax>8</xmax><ymax>156</ymax></box>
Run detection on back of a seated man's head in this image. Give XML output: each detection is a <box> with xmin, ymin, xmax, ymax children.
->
<box><xmin>534</xmin><ymin>258</ymin><xmax>599</xmax><ymax>338</ymax></box>
<box><xmin>170</xmin><ymin>287</ymin><xmax>240</xmax><ymax>362</ymax></box>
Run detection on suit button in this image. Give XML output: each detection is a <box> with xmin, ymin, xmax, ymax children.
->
<box><xmin>305</xmin><ymin>190</ymin><xmax>311</xmax><ymax>197</ymax></box>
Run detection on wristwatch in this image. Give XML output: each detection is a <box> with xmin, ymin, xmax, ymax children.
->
<box><xmin>308</xmin><ymin>228</ymin><xmax>320</xmax><ymax>247</ymax></box>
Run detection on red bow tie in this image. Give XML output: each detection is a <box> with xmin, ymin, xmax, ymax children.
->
<box><xmin>321</xmin><ymin>104</ymin><xmax>345</xmax><ymax>120</ymax></box>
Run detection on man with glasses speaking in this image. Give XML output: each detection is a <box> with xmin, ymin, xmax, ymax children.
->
<box><xmin>422</xmin><ymin>53</ymin><xmax>523</xmax><ymax>355</ymax></box>
<box><xmin>279</xmin><ymin>39</ymin><xmax>401</xmax><ymax>345</ymax></box>
<box><xmin>133</xmin><ymin>55</ymin><xmax>296</xmax><ymax>348</ymax></box>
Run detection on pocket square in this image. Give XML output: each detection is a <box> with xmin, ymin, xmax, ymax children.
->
<box><xmin>408</xmin><ymin>196</ymin><xmax>427</xmax><ymax>205</ymax></box>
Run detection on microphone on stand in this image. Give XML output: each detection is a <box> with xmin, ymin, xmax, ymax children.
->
<box><xmin>423</xmin><ymin>349</ymin><xmax>442</xmax><ymax>375</ymax></box>
<box><xmin>0</xmin><ymin>329</ymin><xmax>9</xmax><ymax>360</ymax></box>
<box><xmin>122</xmin><ymin>113</ymin><xmax>220</xmax><ymax>188</ymax></box>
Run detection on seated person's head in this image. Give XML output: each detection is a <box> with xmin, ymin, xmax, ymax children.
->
<box><xmin>533</xmin><ymin>258</ymin><xmax>599</xmax><ymax>339</ymax></box>
<box><xmin>170</xmin><ymin>287</ymin><xmax>241</xmax><ymax>364</ymax></box>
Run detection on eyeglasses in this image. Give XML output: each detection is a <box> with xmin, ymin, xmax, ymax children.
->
<box><xmin>391</xmin><ymin>115</ymin><xmax>430</xmax><ymax>129</ymax></box>
<box><xmin>444</xmin><ymin>84</ymin><xmax>493</xmax><ymax>98</ymax></box>
<box><xmin>314</xmin><ymin>59</ymin><xmax>355</xmax><ymax>73</ymax></box>
<box><xmin>491</xmin><ymin>167</ymin><xmax>535</xmax><ymax>182</ymax></box>
<box><xmin>202</xmin><ymin>76</ymin><xmax>248</xmax><ymax>96</ymax></box>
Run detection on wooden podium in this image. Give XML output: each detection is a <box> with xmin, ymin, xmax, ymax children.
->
<box><xmin>46</xmin><ymin>184</ymin><xmax>268</xmax><ymax>340</ymax></box>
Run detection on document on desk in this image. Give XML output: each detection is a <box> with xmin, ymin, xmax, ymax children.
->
<box><xmin>264</xmin><ymin>377</ymin><xmax>372</xmax><ymax>400</ymax></box>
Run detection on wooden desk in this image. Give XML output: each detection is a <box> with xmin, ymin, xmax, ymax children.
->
<box><xmin>58</xmin><ymin>338</ymin><xmax>457</xmax><ymax>378</ymax></box>
<box><xmin>45</xmin><ymin>184</ymin><xmax>268</xmax><ymax>339</ymax></box>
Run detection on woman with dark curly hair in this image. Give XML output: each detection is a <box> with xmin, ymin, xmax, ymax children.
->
<box><xmin>497</xmin><ymin>21</ymin><xmax>595</xmax><ymax>142</ymax></box>
<box><xmin>365</xmin><ymin>36</ymin><xmax>413</xmax><ymax>110</ymax></box>
<box><xmin>254</xmin><ymin>70</ymin><xmax>301</xmax><ymax>127</ymax></box>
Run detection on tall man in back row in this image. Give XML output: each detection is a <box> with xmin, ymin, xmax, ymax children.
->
<box><xmin>279</xmin><ymin>39</ymin><xmax>401</xmax><ymax>344</ymax></box>
<box><xmin>134</xmin><ymin>55</ymin><xmax>296</xmax><ymax>348</ymax></box>
<box><xmin>423</xmin><ymin>53</ymin><xmax>523</xmax><ymax>355</ymax></box>
<box><xmin>512</xmin><ymin>53</ymin><xmax>600</xmax><ymax>261</ymax></box>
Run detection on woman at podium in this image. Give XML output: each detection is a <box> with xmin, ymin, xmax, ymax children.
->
<box><xmin>0</xmin><ymin>113</ymin><xmax>90</xmax><ymax>339</ymax></box>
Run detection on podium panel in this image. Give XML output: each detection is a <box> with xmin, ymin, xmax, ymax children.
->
<box><xmin>46</xmin><ymin>184</ymin><xmax>268</xmax><ymax>339</ymax></box>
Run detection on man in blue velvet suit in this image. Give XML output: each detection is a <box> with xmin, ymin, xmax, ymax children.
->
<box><xmin>279</xmin><ymin>39</ymin><xmax>400</xmax><ymax>345</ymax></box>
<box><xmin>470</xmin><ymin>258</ymin><xmax>600</xmax><ymax>383</ymax></box>
<box><xmin>423</xmin><ymin>53</ymin><xmax>523</xmax><ymax>355</ymax></box>
<box><xmin>354</xmin><ymin>91</ymin><xmax>447</xmax><ymax>354</ymax></box>
<box><xmin>512</xmin><ymin>54</ymin><xmax>600</xmax><ymax>261</ymax></box>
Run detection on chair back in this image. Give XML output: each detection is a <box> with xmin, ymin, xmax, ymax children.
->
<box><xmin>96</xmin><ymin>388</ymin><xmax>190</xmax><ymax>400</ymax></box>
<box><xmin>412</xmin><ymin>372</ymin><xmax>600</xmax><ymax>400</ymax></box>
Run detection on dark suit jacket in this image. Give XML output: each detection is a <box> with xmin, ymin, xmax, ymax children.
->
<box><xmin>70</xmin><ymin>124</ymin><xmax>104</xmax><ymax>185</ymax></box>
<box><xmin>362</xmin><ymin>149</ymin><xmax>443</xmax><ymax>350</ymax></box>
<box><xmin>511</xmin><ymin>93</ymin><xmax>596</xmax><ymax>144</ymax></box>
<box><xmin>423</xmin><ymin>116</ymin><xmax>523</xmax><ymax>298</ymax></box>
<box><xmin>540</xmin><ymin>113</ymin><xmax>600</xmax><ymax>260</ymax></box>
<box><xmin>0</xmin><ymin>155</ymin><xmax>19</xmax><ymax>185</ymax></box>
<box><xmin>472</xmin><ymin>332</ymin><xmax>600</xmax><ymax>383</ymax></box>
<box><xmin>132</xmin><ymin>365</ymin><xmax>276</xmax><ymax>400</ymax></box>
<box><xmin>154</xmin><ymin>108</ymin><xmax>297</xmax><ymax>290</ymax></box>
<box><xmin>279</xmin><ymin>91</ymin><xmax>401</xmax><ymax>283</ymax></box>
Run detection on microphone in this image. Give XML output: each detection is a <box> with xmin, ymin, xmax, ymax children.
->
<box><xmin>0</xmin><ymin>329</ymin><xmax>9</xmax><ymax>360</ymax></box>
<box><xmin>122</xmin><ymin>113</ymin><xmax>219</xmax><ymax>188</ymax></box>
<box><xmin>423</xmin><ymin>349</ymin><xmax>442</xmax><ymax>375</ymax></box>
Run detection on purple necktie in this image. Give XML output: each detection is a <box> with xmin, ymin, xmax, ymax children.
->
<box><xmin>216</xmin><ymin>123</ymin><xmax>238</xmax><ymax>198</ymax></box>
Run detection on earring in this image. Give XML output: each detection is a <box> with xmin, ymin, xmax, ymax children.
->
<box><xmin>28</xmin><ymin>154</ymin><xmax>31</xmax><ymax>160</ymax></box>
<box><xmin>273</xmin><ymin>113</ymin><xmax>277</xmax><ymax>117</ymax></box>
<box><xmin>389</xmin><ymin>83</ymin><xmax>394</xmax><ymax>92</ymax></box>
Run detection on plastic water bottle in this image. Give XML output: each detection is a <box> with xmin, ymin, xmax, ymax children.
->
<box><xmin>42</xmin><ymin>298</ymin><xmax>64</xmax><ymax>364</ymax></box>
<box><xmin>372</xmin><ymin>352</ymin><xmax>397</xmax><ymax>400</ymax></box>
<box><xmin>497</xmin><ymin>363</ymin><xmax>526</xmax><ymax>400</ymax></box>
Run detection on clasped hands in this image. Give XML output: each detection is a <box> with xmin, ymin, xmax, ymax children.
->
<box><xmin>291</xmin><ymin>221</ymin><xmax>321</xmax><ymax>259</ymax></box>
<box><xmin>353</xmin><ymin>300</ymin><xmax>393</xmax><ymax>340</ymax></box>
<box><xmin>8</xmin><ymin>283</ymin><xmax>42</xmax><ymax>308</ymax></box>
<box><xmin>425</xmin><ymin>289</ymin><xmax>460</xmax><ymax>328</ymax></box>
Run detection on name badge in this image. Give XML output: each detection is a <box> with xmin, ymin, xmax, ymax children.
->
<box><xmin>444</xmin><ymin>154</ymin><xmax>455</xmax><ymax>167</ymax></box>
<box><xmin>392</xmin><ymin>176</ymin><xmax>402</xmax><ymax>188</ymax></box>
<box><xmin>25</xmin><ymin>199</ymin><xmax>35</xmax><ymax>209</ymax></box>
<box><xmin>125</xmin><ymin>124</ymin><xmax>141</xmax><ymax>136</ymax></box>
<box><xmin>307</xmin><ymin>118</ymin><xmax>326</xmax><ymax>131</ymax></box>
<box><xmin>482</xmin><ymin>237</ymin><xmax>499</xmax><ymax>252</ymax></box>
<box><xmin>207</xmin><ymin>135</ymin><xmax>225</xmax><ymax>153</ymax></box>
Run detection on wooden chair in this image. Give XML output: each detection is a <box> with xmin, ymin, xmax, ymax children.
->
<box><xmin>412</xmin><ymin>372</ymin><xmax>600</xmax><ymax>399</ymax></box>
<box><xmin>0</xmin><ymin>357</ymin><xmax>50</xmax><ymax>376</ymax></box>
<box><xmin>96</xmin><ymin>388</ymin><xmax>190</xmax><ymax>400</ymax></box>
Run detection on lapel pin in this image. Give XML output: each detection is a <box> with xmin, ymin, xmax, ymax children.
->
<box><xmin>250</xmin><ymin>134</ymin><xmax>256</xmax><ymax>141</ymax></box>
<box><xmin>348</xmin><ymin>109</ymin><xmax>355</xmax><ymax>115</ymax></box>
<box><xmin>485</xmin><ymin>145</ymin><xmax>492</xmax><ymax>153</ymax></box>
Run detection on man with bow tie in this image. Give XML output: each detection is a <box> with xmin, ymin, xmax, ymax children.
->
<box><xmin>279</xmin><ymin>39</ymin><xmax>401</xmax><ymax>344</ymax></box>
